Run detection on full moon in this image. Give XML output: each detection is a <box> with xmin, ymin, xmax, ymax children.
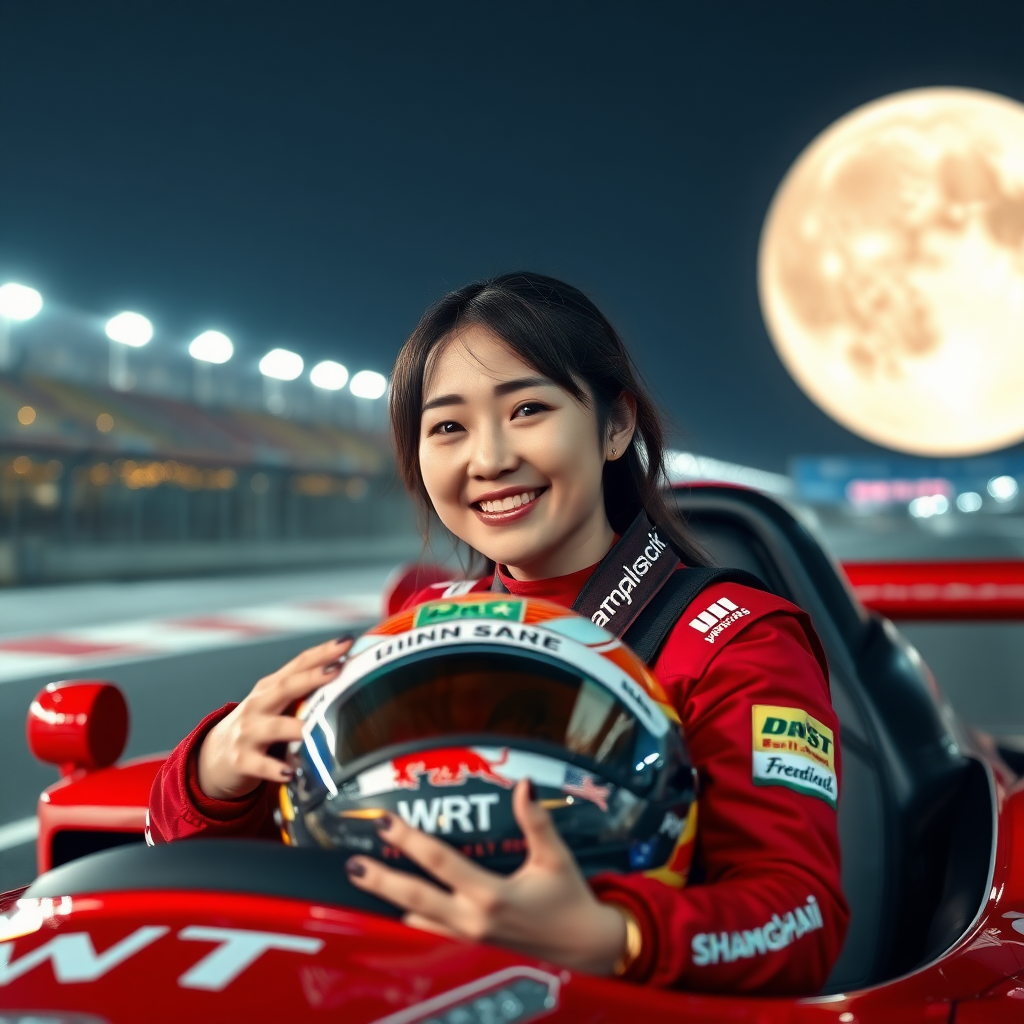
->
<box><xmin>758</xmin><ymin>87</ymin><xmax>1024</xmax><ymax>456</ymax></box>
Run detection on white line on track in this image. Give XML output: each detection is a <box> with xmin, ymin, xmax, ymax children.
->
<box><xmin>0</xmin><ymin>592</ymin><xmax>381</xmax><ymax>685</ymax></box>
<box><xmin>0</xmin><ymin>817</ymin><xmax>38</xmax><ymax>852</ymax></box>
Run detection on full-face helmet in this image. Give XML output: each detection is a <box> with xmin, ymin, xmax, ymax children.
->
<box><xmin>281</xmin><ymin>594</ymin><xmax>696</xmax><ymax>884</ymax></box>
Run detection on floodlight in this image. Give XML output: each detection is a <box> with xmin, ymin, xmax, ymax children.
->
<box><xmin>259</xmin><ymin>348</ymin><xmax>304</xmax><ymax>381</ymax></box>
<box><xmin>105</xmin><ymin>311</ymin><xmax>153</xmax><ymax>347</ymax></box>
<box><xmin>310</xmin><ymin>360</ymin><xmax>349</xmax><ymax>390</ymax></box>
<box><xmin>350</xmin><ymin>369</ymin><xmax>387</xmax><ymax>399</ymax></box>
<box><xmin>988</xmin><ymin>476</ymin><xmax>1020</xmax><ymax>502</ymax></box>
<box><xmin>189</xmin><ymin>330</ymin><xmax>234</xmax><ymax>364</ymax></box>
<box><xmin>0</xmin><ymin>283</ymin><xmax>43</xmax><ymax>320</ymax></box>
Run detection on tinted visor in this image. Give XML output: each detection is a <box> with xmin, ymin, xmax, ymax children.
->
<box><xmin>323</xmin><ymin>647</ymin><xmax>664</xmax><ymax>788</ymax></box>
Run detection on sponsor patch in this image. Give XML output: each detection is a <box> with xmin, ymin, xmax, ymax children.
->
<box><xmin>688</xmin><ymin>595</ymin><xmax>752</xmax><ymax>644</ymax></box>
<box><xmin>413</xmin><ymin>598</ymin><xmax>525</xmax><ymax>627</ymax></box>
<box><xmin>691</xmin><ymin>895</ymin><xmax>824</xmax><ymax>966</ymax></box>
<box><xmin>751</xmin><ymin>705</ymin><xmax>837</xmax><ymax>808</ymax></box>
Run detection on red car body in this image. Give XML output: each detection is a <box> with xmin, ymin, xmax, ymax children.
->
<box><xmin>3</xmin><ymin>486</ymin><xmax>1024</xmax><ymax>1022</ymax></box>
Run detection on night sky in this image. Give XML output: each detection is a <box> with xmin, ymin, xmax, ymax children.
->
<box><xmin>2</xmin><ymin>1</ymin><xmax>1023</xmax><ymax>470</ymax></box>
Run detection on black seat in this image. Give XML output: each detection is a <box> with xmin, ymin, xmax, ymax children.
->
<box><xmin>670</xmin><ymin>485</ymin><xmax>991</xmax><ymax>991</ymax></box>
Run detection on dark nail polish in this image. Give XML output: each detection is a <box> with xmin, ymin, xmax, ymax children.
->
<box><xmin>374</xmin><ymin>813</ymin><xmax>393</xmax><ymax>832</ymax></box>
<box><xmin>346</xmin><ymin>858</ymin><xmax>366</xmax><ymax>879</ymax></box>
<box><xmin>280</xmin><ymin>767</ymin><xmax>295</xmax><ymax>780</ymax></box>
<box><xmin>526</xmin><ymin>779</ymin><xmax>537</xmax><ymax>802</ymax></box>
<box><xmin>335</xmin><ymin>635</ymin><xmax>354</xmax><ymax>645</ymax></box>
<box><xmin>323</xmin><ymin>660</ymin><xmax>342</xmax><ymax>674</ymax></box>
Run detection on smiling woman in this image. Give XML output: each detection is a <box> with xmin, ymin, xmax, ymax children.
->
<box><xmin>148</xmin><ymin>272</ymin><xmax>848</xmax><ymax>997</ymax></box>
<box><xmin>389</xmin><ymin>273</ymin><xmax>709</xmax><ymax>577</ymax></box>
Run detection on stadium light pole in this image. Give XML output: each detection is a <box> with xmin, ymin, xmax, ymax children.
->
<box><xmin>105</xmin><ymin>311</ymin><xmax>153</xmax><ymax>390</ymax></box>
<box><xmin>0</xmin><ymin>282</ymin><xmax>43</xmax><ymax>371</ymax></box>
<box><xmin>259</xmin><ymin>348</ymin><xmax>303</xmax><ymax>415</ymax></box>
<box><xmin>310</xmin><ymin>360</ymin><xmax>349</xmax><ymax>423</ymax></box>
<box><xmin>189</xmin><ymin>330</ymin><xmax>234</xmax><ymax>405</ymax></box>
<box><xmin>349</xmin><ymin>369</ymin><xmax>388</xmax><ymax>431</ymax></box>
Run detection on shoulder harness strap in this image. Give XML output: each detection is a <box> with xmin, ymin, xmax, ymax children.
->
<box><xmin>623</xmin><ymin>566</ymin><xmax>771</xmax><ymax>665</ymax></box>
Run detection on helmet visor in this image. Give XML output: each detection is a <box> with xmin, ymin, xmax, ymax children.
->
<box><xmin>318</xmin><ymin>647</ymin><xmax>665</xmax><ymax>789</ymax></box>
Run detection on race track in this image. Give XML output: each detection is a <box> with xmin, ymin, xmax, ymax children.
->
<box><xmin>0</xmin><ymin>565</ymin><xmax>394</xmax><ymax>890</ymax></box>
<box><xmin>1</xmin><ymin>562</ymin><xmax>1022</xmax><ymax>892</ymax></box>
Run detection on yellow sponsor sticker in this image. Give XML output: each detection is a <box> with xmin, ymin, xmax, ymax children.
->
<box><xmin>751</xmin><ymin>705</ymin><xmax>837</xmax><ymax>808</ymax></box>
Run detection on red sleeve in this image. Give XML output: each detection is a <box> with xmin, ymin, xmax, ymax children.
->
<box><xmin>147</xmin><ymin>703</ymin><xmax>279</xmax><ymax>844</ymax></box>
<box><xmin>591</xmin><ymin>585</ymin><xmax>849</xmax><ymax>995</ymax></box>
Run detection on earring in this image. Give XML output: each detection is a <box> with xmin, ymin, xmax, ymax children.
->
<box><xmin>611</xmin><ymin>447</ymin><xmax>617</xmax><ymax>456</ymax></box>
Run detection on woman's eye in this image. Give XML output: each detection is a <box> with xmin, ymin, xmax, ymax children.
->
<box><xmin>513</xmin><ymin>402</ymin><xmax>549</xmax><ymax>418</ymax></box>
<box><xmin>430</xmin><ymin>421</ymin><xmax>464</xmax><ymax>436</ymax></box>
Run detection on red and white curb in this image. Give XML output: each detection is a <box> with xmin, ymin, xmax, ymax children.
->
<box><xmin>0</xmin><ymin>593</ymin><xmax>381</xmax><ymax>686</ymax></box>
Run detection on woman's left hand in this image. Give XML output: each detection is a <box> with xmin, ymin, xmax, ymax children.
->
<box><xmin>345</xmin><ymin>779</ymin><xmax>628</xmax><ymax>975</ymax></box>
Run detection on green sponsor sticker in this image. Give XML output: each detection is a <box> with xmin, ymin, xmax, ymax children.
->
<box><xmin>413</xmin><ymin>598</ymin><xmax>526</xmax><ymax>627</ymax></box>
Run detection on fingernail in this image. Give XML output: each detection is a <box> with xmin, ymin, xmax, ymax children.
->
<box><xmin>335</xmin><ymin>635</ymin><xmax>354</xmax><ymax>645</ymax></box>
<box><xmin>526</xmin><ymin>779</ymin><xmax>536</xmax><ymax>802</ymax></box>
<box><xmin>346</xmin><ymin>858</ymin><xmax>366</xmax><ymax>879</ymax></box>
<box><xmin>280</xmin><ymin>767</ymin><xmax>295</xmax><ymax>779</ymax></box>
<box><xmin>374</xmin><ymin>813</ymin><xmax>393</xmax><ymax>832</ymax></box>
<box><xmin>322</xmin><ymin>660</ymin><xmax>342</xmax><ymax>675</ymax></box>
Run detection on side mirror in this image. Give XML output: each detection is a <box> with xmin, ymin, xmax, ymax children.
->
<box><xmin>27</xmin><ymin>681</ymin><xmax>129</xmax><ymax>777</ymax></box>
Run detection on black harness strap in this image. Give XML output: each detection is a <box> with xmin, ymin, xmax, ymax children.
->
<box><xmin>491</xmin><ymin>511</ymin><xmax>770</xmax><ymax>665</ymax></box>
<box><xmin>622</xmin><ymin>566</ymin><xmax>770</xmax><ymax>665</ymax></box>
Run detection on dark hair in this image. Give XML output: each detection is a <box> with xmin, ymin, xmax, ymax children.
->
<box><xmin>390</xmin><ymin>272</ymin><xmax>709</xmax><ymax>568</ymax></box>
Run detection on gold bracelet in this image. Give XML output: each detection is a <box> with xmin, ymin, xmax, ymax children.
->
<box><xmin>611</xmin><ymin>906</ymin><xmax>643</xmax><ymax>977</ymax></box>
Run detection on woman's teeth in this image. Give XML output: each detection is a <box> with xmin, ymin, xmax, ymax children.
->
<box><xmin>478</xmin><ymin>490</ymin><xmax>539</xmax><ymax>513</ymax></box>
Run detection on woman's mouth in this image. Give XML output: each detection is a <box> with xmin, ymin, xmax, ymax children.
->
<box><xmin>471</xmin><ymin>487</ymin><xmax>548</xmax><ymax>524</ymax></box>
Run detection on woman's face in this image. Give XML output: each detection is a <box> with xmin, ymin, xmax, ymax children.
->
<box><xmin>419</xmin><ymin>327</ymin><xmax>627</xmax><ymax>580</ymax></box>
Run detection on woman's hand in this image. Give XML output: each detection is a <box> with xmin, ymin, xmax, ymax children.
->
<box><xmin>196</xmin><ymin>635</ymin><xmax>353</xmax><ymax>801</ymax></box>
<box><xmin>345</xmin><ymin>779</ymin><xmax>628</xmax><ymax>975</ymax></box>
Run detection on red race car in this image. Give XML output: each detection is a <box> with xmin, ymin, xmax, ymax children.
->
<box><xmin>2</xmin><ymin>486</ymin><xmax>1024</xmax><ymax>1023</ymax></box>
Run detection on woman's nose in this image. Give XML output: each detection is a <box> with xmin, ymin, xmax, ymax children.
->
<box><xmin>467</xmin><ymin>421</ymin><xmax>518</xmax><ymax>479</ymax></box>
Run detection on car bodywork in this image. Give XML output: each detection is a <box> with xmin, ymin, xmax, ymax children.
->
<box><xmin>3</xmin><ymin>485</ymin><xmax>1024</xmax><ymax>1023</ymax></box>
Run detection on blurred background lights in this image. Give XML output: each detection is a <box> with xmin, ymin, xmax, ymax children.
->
<box><xmin>105</xmin><ymin>311</ymin><xmax>153</xmax><ymax>347</ymax></box>
<box><xmin>956</xmin><ymin>491</ymin><xmax>983</xmax><ymax>513</ymax></box>
<box><xmin>310</xmin><ymin>360</ymin><xmax>349</xmax><ymax>390</ymax></box>
<box><xmin>908</xmin><ymin>494</ymin><xmax>950</xmax><ymax>518</ymax></box>
<box><xmin>349</xmin><ymin>369</ymin><xmax>387</xmax><ymax>399</ymax></box>
<box><xmin>17</xmin><ymin>406</ymin><xmax>36</xmax><ymax>426</ymax></box>
<box><xmin>0</xmin><ymin>283</ymin><xmax>43</xmax><ymax>320</ymax></box>
<box><xmin>988</xmin><ymin>475</ymin><xmax>1020</xmax><ymax>502</ymax></box>
<box><xmin>189</xmin><ymin>330</ymin><xmax>233</xmax><ymax>364</ymax></box>
<box><xmin>259</xmin><ymin>348</ymin><xmax>303</xmax><ymax>381</ymax></box>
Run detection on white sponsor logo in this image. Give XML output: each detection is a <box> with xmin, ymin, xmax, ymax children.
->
<box><xmin>591</xmin><ymin>530</ymin><xmax>668</xmax><ymax>629</ymax></box>
<box><xmin>752</xmin><ymin>752</ymin><xmax>837</xmax><ymax>804</ymax></box>
<box><xmin>659</xmin><ymin>811</ymin><xmax>685</xmax><ymax>839</ymax></box>
<box><xmin>0</xmin><ymin>925</ymin><xmax>323</xmax><ymax>989</ymax></box>
<box><xmin>691</xmin><ymin>896</ymin><xmax>824</xmax><ymax>967</ymax></box>
<box><xmin>397</xmin><ymin>793</ymin><xmax>501</xmax><ymax>833</ymax></box>
<box><xmin>440</xmin><ymin>579</ymin><xmax>483</xmax><ymax>598</ymax></box>
<box><xmin>687</xmin><ymin>596</ymin><xmax>751</xmax><ymax>644</ymax></box>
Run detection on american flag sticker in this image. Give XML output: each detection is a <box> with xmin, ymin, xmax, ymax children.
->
<box><xmin>561</xmin><ymin>767</ymin><xmax>611</xmax><ymax>811</ymax></box>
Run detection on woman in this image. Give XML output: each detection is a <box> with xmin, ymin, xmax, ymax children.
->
<box><xmin>148</xmin><ymin>272</ymin><xmax>849</xmax><ymax>993</ymax></box>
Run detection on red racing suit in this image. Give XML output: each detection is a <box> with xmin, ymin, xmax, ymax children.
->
<box><xmin>149</xmin><ymin>560</ymin><xmax>849</xmax><ymax>995</ymax></box>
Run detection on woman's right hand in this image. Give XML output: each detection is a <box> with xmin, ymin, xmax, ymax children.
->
<box><xmin>196</xmin><ymin>635</ymin><xmax>354</xmax><ymax>800</ymax></box>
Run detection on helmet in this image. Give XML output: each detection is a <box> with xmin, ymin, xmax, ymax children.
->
<box><xmin>280</xmin><ymin>594</ymin><xmax>697</xmax><ymax>885</ymax></box>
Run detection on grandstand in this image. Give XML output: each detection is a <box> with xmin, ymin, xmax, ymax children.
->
<box><xmin>0</xmin><ymin>371</ymin><xmax>413</xmax><ymax>584</ymax></box>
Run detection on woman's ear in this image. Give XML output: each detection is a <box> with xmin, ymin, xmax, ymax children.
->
<box><xmin>606</xmin><ymin>392</ymin><xmax>638</xmax><ymax>460</ymax></box>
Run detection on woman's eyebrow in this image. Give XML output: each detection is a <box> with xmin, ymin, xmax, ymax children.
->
<box><xmin>421</xmin><ymin>393</ymin><xmax>465</xmax><ymax>413</ymax></box>
<box><xmin>421</xmin><ymin>376</ymin><xmax>552</xmax><ymax>414</ymax></box>
<box><xmin>492</xmin><ymin>375</ymin><xmax>553</xmax><ymax>397</ymax></box>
